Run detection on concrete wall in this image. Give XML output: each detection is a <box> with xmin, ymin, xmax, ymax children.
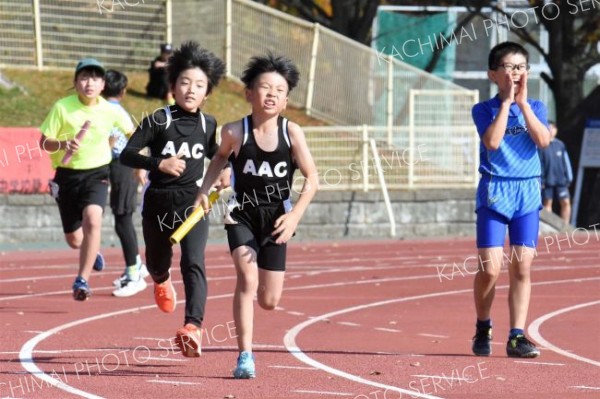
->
<box><xmin>1</xmin><ymin>190</ymin><xmax>476</xmax><ymax>246</ymax></box>
<box><xmin>0</xmin><ymin>190</ymin><xmax>565</xmax><ymax>248</ymax></box>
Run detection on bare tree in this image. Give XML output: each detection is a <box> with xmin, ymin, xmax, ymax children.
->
<box><xmin>254</xmin><ymin>0</ymin><xmax>381</xmax><ymax>43</ymax></box>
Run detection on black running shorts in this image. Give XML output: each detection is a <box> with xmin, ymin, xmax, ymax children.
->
<box><xmin>51</xmin><ymin>165</ymin><xmax>109</xmax><ymax>234</ymax></box>
<box><xmin>225</xmin><ymin>203</ymin><xmax>288</xmax><ymax>272</ymax></box>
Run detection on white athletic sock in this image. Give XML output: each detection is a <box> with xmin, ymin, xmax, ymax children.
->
<box><xmin>126</xmin><ymin>259</ymin><xmax>141</xmax><ymax>281</ymax></box>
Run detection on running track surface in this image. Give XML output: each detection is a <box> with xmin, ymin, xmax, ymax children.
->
<box><xmin>1</xmin><ymin>237</ymin><xmax>599</xmax><ymax>399</ymax></box>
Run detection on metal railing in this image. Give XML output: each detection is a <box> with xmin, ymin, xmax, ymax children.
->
<box><xmin>1</xmin><ymin>0</ymin><xmax>480</xmax><ymax>190</ymax></box>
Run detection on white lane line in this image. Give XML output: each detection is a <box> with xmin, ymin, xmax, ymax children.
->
<box><xmin>569</xmin><ymin>386</ymin><xmax>600</xmax><ymax>390</ymax></box>
<box><xmin>411</xmin><ymin>374</ymin><xmax>473</xmax><ymax>382</ymax></box>
<box><xmin>0</xmin><ymin>263</ymin><xmax>407</xmax><ymax>284</ymax></box>
<box><xmin>287</xmin><ymin>311</ymin><xmax>305</xmax><ymax>316</ymax></box>
<box><xmin>17</xmin><ymin>265</ymin><xmax>600</xmax><ymax>399</ymax></box>
<box><xmin>18</xmin><ymin>303</ymin><xmax>163</xmax><ymax>399</ymax></box>
<box><xmin>0</xmin><ymin>264</ymin><xmax>407</xmax><ymax>301</ymax></box>
<box><xmin>3</xmin><ymin>249</ymin><xmax>598</xmax><ymax>271</ymax></box>
<box><xmin>285</xmin><ymin>291</ymin><xmax>465</xmax><ymax>398</ymax></box>
<box><xmin>0</xmin><ymin>264</ymin><xmax>79</xmax><ymax>270</ymax></box>
<box><xmin>0</xmin><ymin>276</ymin><xmax>231</xmax><ymax>301</ymax></box>
<box><xmin>32</xmin><ymin>348</ymin><xmax>124</xmax><ymax>354</ymax></box>
<box><xmin>269</xmin><ymin>365</ymin><xmax>318</xmax><ymax>370</ymax></box>
<box><xmin>293</xmin><ymin>390</ymin><xmax>354</xmax><ymax>396</ymax></box>
<box><xmin>201</xmin><ymin>345</ymin><xmax>238</xmax><ymax>351</ymax></box>
<box><xmin>4</xmin><ymin>261</ymin><xmax>598</xmax><ymax>302</ymax></box>
<box><xmin>146</xmin><ymin>380</ymin><xmax>202</xmax><ymax>385</ymax></box>
<box><xmin>0</xmin><ymin>348</ymin><xmax>133</xmax><ymax>355</ymax></box>
<box><xmin>513</xmin><ymin>360</ymin><xmax>565</xmax><ymax>366</ymax></box>
<box><xmin>337</xmin><ymin>322</ymin><xmax>360</xmax><ymax>327</ymax></box>
<box><xmin>144</xmin><ymin>356</ymin><xmax>188</xmax><ymax>362</ymax></box>
<box><xmin>418</xmin><ymin>333</ymin><xmax>449</xmax><ymax>338</ymax></box>
<box><xmin>254</xmin><ymin>344</ymin><xmax>287</xmax><ymax>349</ymax></box>
<box><xmin>1</xmin><ymin>288</ymin><xmax>105</xmax><ymax>302</ymax></box>
<box><xmin>0</xmin><ymin>274</ymin><xmax>90</xmax><ymax>283</ymax></box>
<box><xmin>17</xmin><ymin>274</ymin><xmax>436</xmax><ymax>399</ymax></box>
<box><xmin>284</xmin><ymin>277</ymin><xmax>600</xmax><ymax>399</ymax></box>
<box><xmin>374</xmin><ymin>328</ymin><xmax>401</xmax><ymax>333</ymax></box>
<box><xmin>0</xmin><ymin>262</ymin><xmax>233</xmax><ymax>272</ymax></box>
<box><xmin>528</xmin><ymin>300</ymin><xmax>600</xmax><ymax>367</ymax></box>
<box><xmin>201</xmin><ymin>344</ymin><xmax>287</xmax><ymax>351</ymax></box>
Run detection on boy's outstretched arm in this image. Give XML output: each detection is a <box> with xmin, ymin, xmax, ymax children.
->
<box><xmin>196</xmin><ymin>121</ymin><xmax>239</xmax><ymax>209</ymax></box>
<box><xmin>272</xmin><ymin>122</ymin><xmax>319</xmax><ymax>244</ymax></box>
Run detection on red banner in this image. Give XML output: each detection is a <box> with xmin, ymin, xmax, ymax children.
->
<box><xmin>0</xmin><ymin>128</ymin><xmax>54</xmax><ymax>194</ymax></box>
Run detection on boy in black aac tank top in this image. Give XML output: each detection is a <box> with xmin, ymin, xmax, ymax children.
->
<box><xmin>197</xmin><ymin>54</ymin><xmax>319</xmax><ymax>379</ymax></box>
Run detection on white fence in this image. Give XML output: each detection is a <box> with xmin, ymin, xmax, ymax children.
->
<box><xmin>0</xmin><ymin>0</ymin><xmax>479</xmax><ymax>190</ymax></box>
<box><xmin>304</xmin><ymin>90</ymin><xmax>479</xmax><ymax>192</ymax></box>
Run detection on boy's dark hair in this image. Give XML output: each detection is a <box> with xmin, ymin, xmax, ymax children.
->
<box><xmin>167</xmin><ymin>41</ymin><xmax>225</xmax><ymax>95</ymax></box>
<box><xmin>102</xmin><ymin>70</ymin><xmax>128</xmax><ymax>98</ymax></box>
<box><xmin>241</xmin><ymin>53</ymin><xmax>300</xmax><ymax>92</ymax></box>
<box><xmin>488</xmin><ymin>41</ymin><xmax>529</xmax><ymax>70</ymax></box>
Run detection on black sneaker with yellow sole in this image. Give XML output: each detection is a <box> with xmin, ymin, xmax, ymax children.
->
<box><xmin>506</xmin><ymin>335</ymin><xmax>540</xmax><ymax>358</ymax></box>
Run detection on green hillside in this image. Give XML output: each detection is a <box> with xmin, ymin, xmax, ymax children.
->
<box><xmin>0</xmin><ymin>69</ymin><xmax>326</xmax><ymax>128</ymax></box>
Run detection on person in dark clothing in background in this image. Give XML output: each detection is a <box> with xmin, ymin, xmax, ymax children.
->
<box><xmin>538</xmin><ymin>122</ymin><xmax>573</xmax><ymax>224</ymax></box>
<box><xmin>146</xmin><ymin>43</ymin><xmax>174</xmax><ymax>104</ymax></box>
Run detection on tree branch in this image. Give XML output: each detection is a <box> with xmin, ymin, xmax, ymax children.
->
<box><xmin>281</xmin><ymin>0</ymin><xmax>329</xmax><ymax>20</ymax></box>
<box><xmin>487</xmin><ymin>5</ymin><xmax>547</xmax><ymax>56</ymax></box>
<box><xmin>278</xmin><ymin>0</ymin><xmax>331</xmax><ymax>26</ymax></box>
<box><xmin>424</xmin><ymin>10</ymin><xmax>479</xmax><ymax>73</ymax></box>
<box><xmin>540</xmin><ymin>71</ymin><xmax>554</xmax><ymax>92</ymax></box>
<box><xmin>353</xmin><ymin>0</ymin><xmax>381</xmax><ymax>43</ymax></box>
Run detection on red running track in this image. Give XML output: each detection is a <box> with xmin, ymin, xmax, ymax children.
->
<box><xmin>0</xmin><ymin>237</ymin><xmax>599</xmax><ymax>399</ymax></box>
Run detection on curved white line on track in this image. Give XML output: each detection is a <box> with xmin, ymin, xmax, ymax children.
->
<box><xmin>0</xmin><ymin>274</ymin><xmax>97</xmax><ymax>283</ymax></box>
<box><xmin>16</xmin><ymin>275</ymin><xmax>434</xmax><ymax>398</ymax></box>
<box><xmin>17</xmin><ymin>268</ymin><xmax>600</xmax><ymax>399</ymax></box>
<box><xmin>18</xmin><ymin>292</ymin><xmax>232</xmax><ymax>399</ymax></box>
<box><xmin>528</xmin><ymin>300</ymin><xmax>600</xmax><ymax>367</ymax></box>
<box><xmin>283</xmin><ymin>277</ymin><xmax>600</xmax><ymax>399</ymax></box>
<box><xmin>285</xmin><ymin>290</ymin><xmax>469</xmax><ymax>399</ymax></box>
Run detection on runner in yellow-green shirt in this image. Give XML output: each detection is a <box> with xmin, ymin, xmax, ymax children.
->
<box><xmin>40</xmin><ymin>58</ymin><xmax>133</xmax><ymax>301</ymax></box>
